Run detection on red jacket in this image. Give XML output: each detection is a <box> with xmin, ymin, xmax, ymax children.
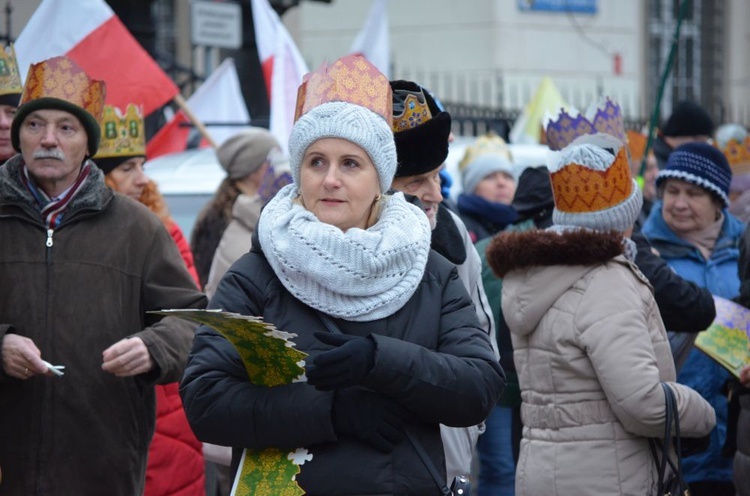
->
<box><xmin>145</xmin><ymin>222</ymin><xmax>205</xmax><ymax>496</ymax></box>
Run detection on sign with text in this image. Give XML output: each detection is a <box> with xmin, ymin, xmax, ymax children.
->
<box><xmin>517</xmin><ymin>0</ymin><xmax>597</xmax><ymax>14</ymax></box>
<box><xmin>191</xmin><ymin>0</ymin><xmax>242</xmax><ymax>49</ymax></box>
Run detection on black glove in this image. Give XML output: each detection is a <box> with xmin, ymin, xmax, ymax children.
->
<box><xmin>306</xmin><ymin>332</ymin><xmax>375</xmax><ymax>390</ymax></box>
<box><xmin>332</xmin><ymin>388</ymin><xmax>410</xmax><ymax>453</ymax></box>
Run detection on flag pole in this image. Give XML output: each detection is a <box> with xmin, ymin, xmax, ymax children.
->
<box><xmin>638</xmin><ymin>0</ymin><xmax>691</xmax><ymax>180</ymax></box>
<box><xmin>172</xmin><ymin>93</ymin><xmax>218</xmax><ymax>148</ymax></box>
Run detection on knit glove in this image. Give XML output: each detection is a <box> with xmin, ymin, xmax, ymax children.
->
<box><xmin>332</xmin><ymin>388</ymin><xmax>411</xmax><ymax>453</ymax></box>
<box><xmin>306</xmin><ymin>332</ymin><xmax>375</xmax><ymax>390</ymax></box>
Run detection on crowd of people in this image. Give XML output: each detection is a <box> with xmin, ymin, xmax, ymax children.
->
<box><xmin>0</xmin><ymin>41</ymin><xmax>748</xmax><ymax>496</ymax></box>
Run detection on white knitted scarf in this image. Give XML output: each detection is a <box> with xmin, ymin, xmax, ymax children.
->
<box><xmin>258</xmin><ymin>184</ymin><xmax>432</xmax><ymax>322</ymax></box>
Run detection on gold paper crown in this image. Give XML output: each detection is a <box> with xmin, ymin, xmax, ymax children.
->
<box><xmin>550</xmin><ymin>135</ymin><xmax>633</xmax><ymax>214</ymax></box>
<box><xmin>0</xmin><ymin>44</ymin><xmax>22</xmax><ymax>98</ymax></box>
<box><xmin>392</xmin><ymin>92</ymin><xmax>431</xmax><ymax>132</ymax></box>
<box><xmin>722</xmin><ymin>136</ymin><xmax>750</xmax><ymax>176</ymax></box>
<box><xmin>20</xmin><ymin>56</ymin><xmax>105</xmax><ymax>124</ymax></box>
<box><xmin>294</xmin><ymin>54</ymin><xmax>392</xmax><ymax>124</ymax></box>
<box><xmin>545</xmin><ymin>98</ymin><xmax>626</xmax><ymax>151</ymax></box>
<box><xmin>459</xmin><ymin>133</ymin><xmax>513</xmax><ymax>171</ymax></box>
<box><xmin>626</xmin><ymin>130</ymin><xmax>648</xmax><ymax>164</ymax></box>
<box><xmin>95</xmin><ymin>104</ymin><xmax>146</xmax><ymax>159</ymax></box>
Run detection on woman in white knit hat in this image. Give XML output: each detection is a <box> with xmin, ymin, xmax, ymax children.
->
<box><xmin>486</xmin><ymin>132</ymin><xmax>715</xmax><ymax>496</ymax></box>
<box><xmin>180</xmin><ymin>54</ymin><xmax>505</xmax><ymax>496</ymax></box>
<box><xmin>456</xmin><ymin>133</ymin><xmax>519</xmax><ymax>243</ymax></box>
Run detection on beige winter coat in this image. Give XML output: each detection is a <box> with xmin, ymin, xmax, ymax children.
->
<box><xmin>487</xmin><ymin>229</ymin><xmax>715</xmax><ymax>496</ymax></box>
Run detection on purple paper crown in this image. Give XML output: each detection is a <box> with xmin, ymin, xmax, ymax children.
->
<box><xmin>545</xmin><ymin>98</ymin><xmax>626</xmax><ymax>151</ymax></box>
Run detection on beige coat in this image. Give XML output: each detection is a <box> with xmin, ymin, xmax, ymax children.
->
<box><xmin>487</xmin><ymin>229</ymin><xmax>715</xmax><ymax>496</ymax></box>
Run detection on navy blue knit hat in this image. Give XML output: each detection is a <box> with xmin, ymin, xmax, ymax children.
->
<box><xmin>656</xmin><ymin>142</ymin><xmax>732</xmax><ymax>207</ymax></box>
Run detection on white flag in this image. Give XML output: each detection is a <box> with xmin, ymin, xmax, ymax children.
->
<box><xmin>349</xmin><ymin>0</ymin><xmax>390</xmax><ymax>78</ymax></box>
<box><xmin>251</xmin><ymin>0</ymin><xmax>309</xmax><ymax>156</ymax></box>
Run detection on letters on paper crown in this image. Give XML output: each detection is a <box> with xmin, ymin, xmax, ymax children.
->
<box><xmin>96</xmin><ymin>104</ymin><xmax>146</xmax><ymax>159</ymax></box>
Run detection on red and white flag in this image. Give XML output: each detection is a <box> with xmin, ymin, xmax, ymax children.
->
<box><xmin>15</xmin><ymin>0</ymin><xmax>178</xmax><ymax>116</ymax></box>
<box><xmin>251</xmin><ymin>0</ymin><xmax>309</xmax><ymax>156</ymax></box>
<box><xmin>146</xmin><ymin>58</ymin><xmax>252</xmax><ymax>159</ymax></box>
<box><xmin>349</xmin><ymin>0</ymin><xmax>390</xmax><ymax>78</ymax></box>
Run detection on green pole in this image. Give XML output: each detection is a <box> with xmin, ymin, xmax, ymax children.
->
<box><xmin>638</xmin><ymin>0</ymin><xmax>691</xmax><ymax>182</ymax></box>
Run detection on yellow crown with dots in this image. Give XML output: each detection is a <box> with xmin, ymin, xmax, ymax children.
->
<box><xmin>0</xmin><ymin>44</ymin><xmax>21</xmax><ymax>98</ymax></box>
<box><xmin>95</xmin><ymin>104</ymin><xmax>146</xmax><ymax>159</ymax></box>
<box><xmin>722</xmin><ymin>136</ymin><xmax>750</xmax><ymax>176</ymax></box>
<box><xmin>294</xmin><ymin>54</ymin><xmax>392</xmax><ymax>124</ymax></box>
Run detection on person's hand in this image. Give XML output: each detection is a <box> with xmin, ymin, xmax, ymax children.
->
<box><xmin>332</xmin><ymin>388</ymin><xmax>412</xmax><ymax>453</ymax></box>
<box><xmin>740</xmin><ymin>364</ymin><xmax>750</xmax><ymax>388</ymax></box>
<box><xmin>1</xmin><ymin>334</ymin><xmax>50</xmax><ymax>379</ymax></box>
<box><xmin>306</xmin><ymin>332</ymin><xmax>375</xmax><ymax>390</ymax></box>
<box><xmin>102</xmin><ymin>337</ymin><xmax>154</xmax><ymax>377</ymax></box>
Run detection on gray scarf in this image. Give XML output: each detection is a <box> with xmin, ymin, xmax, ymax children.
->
<box><xmin>258</xmin><ymin>184</ymin><xmax>431</xmax><ymax>322</ymax></box>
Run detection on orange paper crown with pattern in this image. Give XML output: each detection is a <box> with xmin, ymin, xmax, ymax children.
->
<box><xmin>294</xmin><ymin>54</ymin><xmax>392</xmax><ymax>124</ymax></box>
<box><xmin>0</xmin><ymin>44</ymin><xmax>22</xmax><ymax>99</ymax></box>
<box><xmin>95</xmin><ymin>104</ymin><xmax>146</xmax><ymax>159</ymax></box>
<box><xmin>721</xmin><ymin>136</ymin><xmax>750</xmax><ymax>176</ymax></box>
<box><xmin>20</xmin><ymin>56</ymin><xmax>105</xmax><ymax>123</ymax></box>
<box><xmin>545</xmin><ymin>98</ymin><xmax>626</xmax><ymax>151</ymax></box>
<box><xmin>12</xmin><ymin>56</ymin><xmax>107</xmax><ymax>154</ymax></box>
<box><xmin>548</xmin><ymin>133</ymin><xmax>642</xmax><ymax>232</ymax></box>
<box><xmin>626</xmin><ymin>130</ymin><xmax>648</xmax><ymax>165</ymax></box>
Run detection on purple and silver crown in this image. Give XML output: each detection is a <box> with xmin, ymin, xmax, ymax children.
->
<box><xmin>545</xmin><ymin>98</ymin><xmax>626</xmax><ymax>151</ymax></box>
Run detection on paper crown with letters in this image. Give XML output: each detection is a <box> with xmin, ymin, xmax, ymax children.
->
<box><xmin>293</xmin><ymin>54</ymin><xmax>392</xmax><ymax>124</ymax></box>
<box><xmin>95</xmin><ymin>104</ymin><xmax>145</xmax><ymax>159</ymax></box>
<box><xmin>0</xmin><ymin>44</ymin><xmax>22</xmax><ymax>105</ymax></box>
<box><xmin>545</xmin><ymin>98</ymin><xmax>626</xmax><ymax>152</ymax></box>
<box><xmin>12</xmin><ymin>56</ymin><xmax>106</xmax><ymax>154</ymax></box>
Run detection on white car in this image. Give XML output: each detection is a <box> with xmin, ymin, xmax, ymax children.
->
<box><xmin>145</xmin><ymin>148</ymin><xmax>225</xmax><ymax>239</ymax></box>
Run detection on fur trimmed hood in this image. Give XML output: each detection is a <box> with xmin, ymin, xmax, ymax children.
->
<box><xmin>486</xmin><ymin>228</ymin><xmax>624</xmax><ymax>278</ymax></box>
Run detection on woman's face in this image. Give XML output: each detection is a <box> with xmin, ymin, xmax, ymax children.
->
<box><xmin>299</xmin><ymin>138</ymin><xmax>380</xmax><ymax>232</ymax></box>
<box><xmin>108</xmin><ymin>157</ymin><xmax>148</xmax><ymax>200</ymax></box>
<box><xmin>661</xmin><ymin>178</ymin><xmax>722</xmax><ymax>235</ymax></box>
<box><xmin>474</xmin><ymin>171</ymin><xmax>516</xmax><ymax>205</ymax></box>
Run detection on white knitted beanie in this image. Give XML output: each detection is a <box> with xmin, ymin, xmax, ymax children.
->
<box><xmin>288</xmin><ymin>101</ymin><xmax>397</xmax><ymax>194</ymax></box>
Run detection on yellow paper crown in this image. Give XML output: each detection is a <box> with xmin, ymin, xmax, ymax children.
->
<box><xmin>459</xmin><ymin>133</ymin><xmax>513</xmax><ymax>171</ymax></box>
<box><xmin>95</xmin><ymin>104</ymin><xmax>146</xmax><ymax>159</ymax></box>
<box><xmin>545</xmin><ymin>98</ymin><xmax>626</xmax><ymax>151</ymax></box>
<box><xmin>549</xmin><ymin>134</ymin><xmax>633</xmax><ymax>215</ymax></box>
<box><xmin>0</xmin><ymin>44</ymin><xmax>22</xmax><ymax>98</ymax></box>
<box><xmin>392</xmin><ymin>91</ymin><xmax>432</xmax><ymax>132</ymax></box>
<box><xmin>20</xmin><ymin>56</ymin><xmax>105</xmax><ymax>124</ymax></box>
<box><xmin>294</xmin><ymin>54</ymin><xmax>392</xmax><ymax>124</ymax></box>
<box><xmin>721</xmin><ymin>136</ymin><xmax>750</xmax><ymax>176</ymax></box>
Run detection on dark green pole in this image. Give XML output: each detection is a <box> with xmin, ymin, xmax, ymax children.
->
<box><xmin>638</xmin><ymin>0</ymin><xmax>691</xmax><ymax>181</ymax></box>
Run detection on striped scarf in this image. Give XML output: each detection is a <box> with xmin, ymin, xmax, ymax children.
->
<box><xmin>20</xmin><ymin>160</ymin><xmax>92</xmax><ymax>229</ymax></box>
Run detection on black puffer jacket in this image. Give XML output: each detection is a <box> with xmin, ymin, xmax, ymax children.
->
<box><xmin>181</xmin><ymin>242</ymin><xmax>505</xmax><ymax>495</ymax></box>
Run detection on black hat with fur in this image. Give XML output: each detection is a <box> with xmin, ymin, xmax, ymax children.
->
<box><xmin>390</xmin><ymin>80</ymin><xmax>451</xmax><ymax>177</ymax></box>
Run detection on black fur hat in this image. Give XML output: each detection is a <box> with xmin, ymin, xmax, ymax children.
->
<box><xmin>391</xmin><ymin>80</ymin><xmax>452</xmax><ymax>177</ymax></box>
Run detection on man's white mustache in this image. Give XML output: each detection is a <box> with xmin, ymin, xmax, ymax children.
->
<box><xmin>33</xmin><ymin>149</ymin><xmax>65</xmax><ymax>160</ymax></box>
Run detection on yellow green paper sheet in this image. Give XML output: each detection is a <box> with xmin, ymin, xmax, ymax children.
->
<box><xmin>150</xmin><ymin>309</ymin><xmax>310</xmax><ymax>496</ymax></box>
<box><xmin>694</xmin><ymin>296</ymin><xmax>750</xmax><ymax>379</ymax></box>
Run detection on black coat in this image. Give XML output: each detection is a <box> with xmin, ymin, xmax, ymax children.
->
<box><xmin>180</xmin><ymin>243</ymin><xmax>505</xmax><ymax>495</ymax></box>
<box><xmin>632</xmin><ymin>232</ymin><xmax>716</xmax><ymax>332</ymax></box>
